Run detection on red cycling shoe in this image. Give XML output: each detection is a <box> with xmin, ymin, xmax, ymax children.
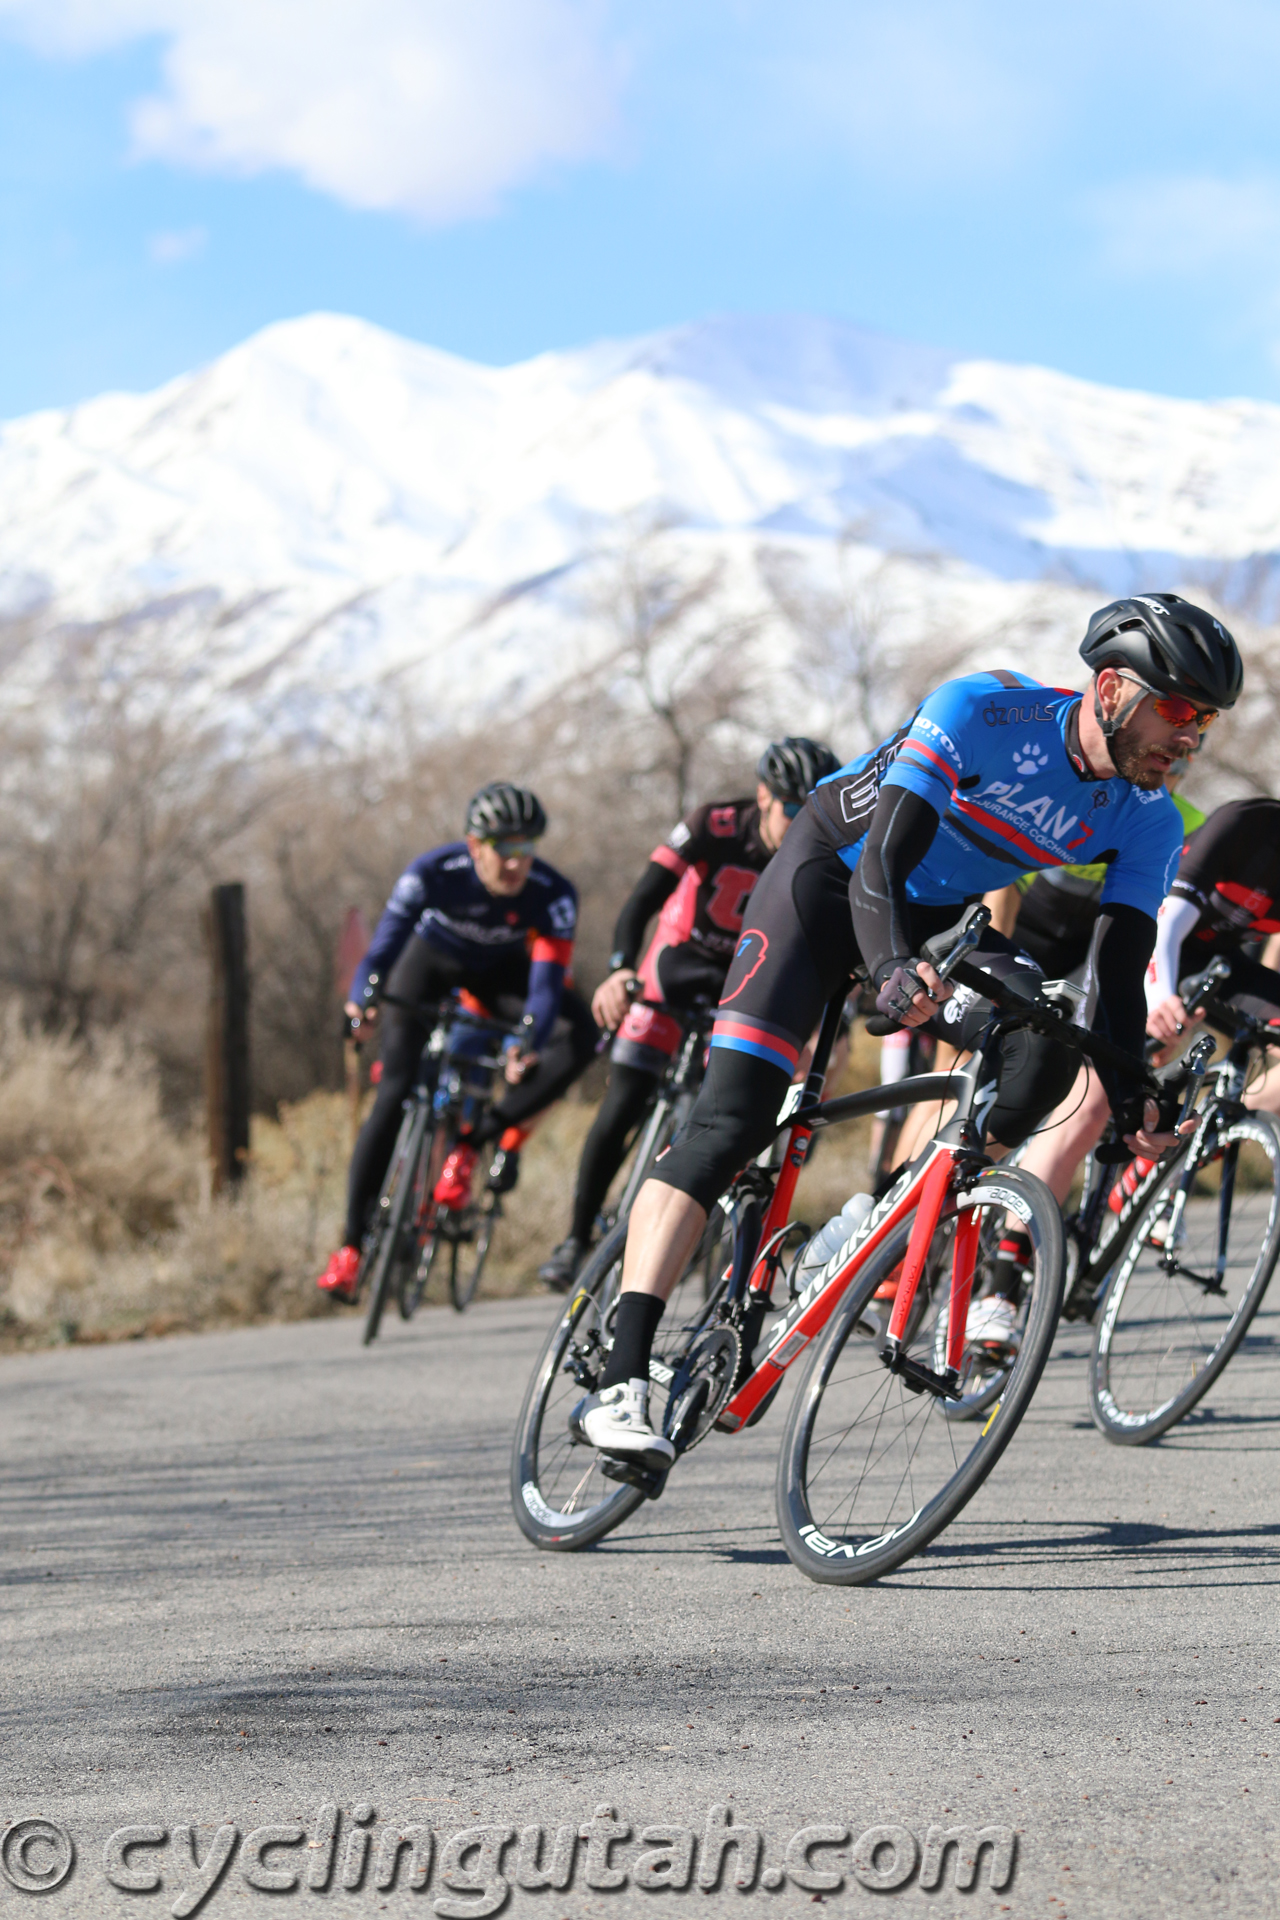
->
<box><xmin>433</xmin><ymin>1143</ymin><xmax>479</xmax><ymax>1210</ymax></box>
<box><xmin>317</xmin><ymin>1244</ymin><xmax>361</xmax><ymax>1302</ymax></box>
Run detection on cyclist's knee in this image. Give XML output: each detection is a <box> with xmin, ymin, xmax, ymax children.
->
<box><xmin>652</xmin><ymin>1048</ymin><xmax>790</xmax><ymax>1211</ymax></box>
<box><xmin>987</xmin><ymin>1029</ymin><xmax>1077</xmax><ymax>1149</ymax></box>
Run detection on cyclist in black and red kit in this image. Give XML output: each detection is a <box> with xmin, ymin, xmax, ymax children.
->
<box><xmin>537</xmin><ymin>739</ymin><xmax>839</xmax><ymax>1292</ymax></box>
<box><xmin>1147</xmin><ymin>795</ymin><xmax>1280</xmax><ymax>1110</ymax></box>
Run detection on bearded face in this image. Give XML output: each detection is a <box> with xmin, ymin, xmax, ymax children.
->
<box><xmin>1109</xmin><ymin>712</ymin><xmax>1171</xmax><ymax>790</ymax></box>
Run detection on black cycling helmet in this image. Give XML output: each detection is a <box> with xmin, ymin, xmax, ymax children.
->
<box><xmin>756</xmin><ymin>736</ymin><xmax>841</xmax><ymax>804</ymax></box>
<box><xmin>465</xmin><ymin>782</ymin><xmax>547</xmax><ymax>842</ymax></box>
<box><xmin>1079</xmin><ymin>594</ymin><xmax>1243</xmax><ymax>718</ymax></box>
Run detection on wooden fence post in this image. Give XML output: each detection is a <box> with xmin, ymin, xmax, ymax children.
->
<box><xmin>205</xmin><ymin>882</ymin><xmax>250</xmax><ymax>1194</ymax></box>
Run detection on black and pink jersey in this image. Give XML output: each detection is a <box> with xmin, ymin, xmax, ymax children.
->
<box><xmin>1170</xmin><ymin>798</ymin><xmax>1280</xmax><ymax>944</ymax></box>
<box><xmin>646</xmin><ymin>799</ymin><xmax>771</xmax><ymax>964</ymax></box>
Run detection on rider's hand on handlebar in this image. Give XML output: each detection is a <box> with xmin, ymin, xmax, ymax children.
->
<box><xmin>344</xmin><ymin>998</ymin><xmax>378</xmax><ymax>1036</ymax></box>
<box><xmin>504</xmin><ymin>1045</ymin><xmax>539</xmax><ymax>1085</ymax></box>
<box><xmin>1146</xmin><ymin>992</ymin><xmax>1198</xmax><ymax>1047</ymax></box>
<box><xmin>1124</xmin><ymin>1097</ymin><xmax>1198</xmax><ymax>1161</ymax></box>
<box><xmin>877</xmin><ymin>959</ymin><xmax>953</xmax><ymax>1030</ymax></box>
<box><xmin>592</xmin><ymin>968</ymin><xmax>640</xmax><ymax>1032</ymax></box>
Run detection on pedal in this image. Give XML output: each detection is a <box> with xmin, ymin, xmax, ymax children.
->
<box><xmin>880</xmin><ymin>1344</ymin><xmax>963</xmax><ymax>1401</ymax></box>
<box><xmin>600</xmin><ymin>1456</ymin><xmax>668</xmax><ymax>1499</ymax></box>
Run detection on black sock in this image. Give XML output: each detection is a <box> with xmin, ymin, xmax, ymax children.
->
<box><xmin>988</xmin><ymin>1231</ymin><xmax>1032</xmax><ymax>1303</ymax></box>
<box><xmin>598</xmin><ymin>1293</ymin><xmax>666</xmax><ymax>1392</ymax></box>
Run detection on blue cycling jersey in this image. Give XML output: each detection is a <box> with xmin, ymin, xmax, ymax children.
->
<box><xmin>351</xmin><ymin>843</ymin><xmax>578</xmax><ymax>1048</ymax></box>
<box><xmin>813</xmin><ymin>670</ymin><xmax>1183</xmax><ymax>918</ymax></box>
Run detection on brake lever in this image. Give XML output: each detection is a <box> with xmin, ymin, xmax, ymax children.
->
<box><xmin>920</xmin><ymin>903</ymin><xmax>991</xmax><ymax>981</ymax></box>
<box><xmin>1175</xmin><ymin>1032</ymin><xmax>1217</xmax><ymax>1128</ymax></box>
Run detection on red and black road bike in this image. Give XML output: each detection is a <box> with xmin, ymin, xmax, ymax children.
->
<box><xmin>511</xmin><ymin>906</ymin><xmax>1157</xmax><ymax>1584</ymax></box>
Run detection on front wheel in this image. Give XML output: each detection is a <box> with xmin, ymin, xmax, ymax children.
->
<box><xmin>775</xmin><ymin>1166</ymin><xmax>1064</xmax><ymax>1585</ymax></box>
<box><xmin>450</xmin><ymin>1192</ymin><xmax>501</xmax><ymax>1312</ymax></box>
<box><xmin>362</xmin><ymin>1108</ymin><xmax>432</xmax><ymax>1346</ymax></box>
<box><xmin>1089</xmin><ymin>1110</ymin><xmax>1280</xmax><ymax>1444</ymax></box>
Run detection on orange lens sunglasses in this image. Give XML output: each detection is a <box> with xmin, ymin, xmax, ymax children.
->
<box><xmin>1118</xmin><ymin>672</ymin><xmax>1218</xmax><ymax>731</ymax></box>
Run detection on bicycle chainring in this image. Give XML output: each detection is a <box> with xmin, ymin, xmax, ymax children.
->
<box><xmin>662</xmin><ymin>1326</ymin><xmax>741</xmax><ymax>1455</ymax></box>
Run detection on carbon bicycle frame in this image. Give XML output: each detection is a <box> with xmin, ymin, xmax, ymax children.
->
<box><xmin>711</xmin><ymin>1000</ymin><xmax>1009</xmax><ymax>1432</ymax></box>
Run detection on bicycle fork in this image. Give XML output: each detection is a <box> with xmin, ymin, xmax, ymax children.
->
<box><xmin>880</xmin><ymin>1147</ymin><xmax>973</xmax><ymax>1401</ymax></box>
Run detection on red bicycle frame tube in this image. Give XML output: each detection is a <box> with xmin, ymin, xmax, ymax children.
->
<box><xmin>885</xmin><ymin>1150</ymin><xmax>953</xmax><ymax>1344</ymax></box>
<box><xmin>718</xmin><ymin>1138</ymin><xmax>959</xmax><ymax>1430</ymax></box>
<box><xmin>747</xmin><ymin>1119</ymin><xmax>815</xmax><ymax>1295</ymax></box>
<box><xmin>945</xmin><ymin>1205</ymin><xmax>981</xmax><ymax>1373</ymax></box>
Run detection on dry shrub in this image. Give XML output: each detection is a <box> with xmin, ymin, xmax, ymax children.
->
<box><xmin>0</xmin><ymin>1006</ymin><xmax>898</xmax><ymax>1349</ymax></box>
<box><xmin>0</xmin><ymin>1013</ymin><xmax>350</xmax><ymax>1342</ymax></box>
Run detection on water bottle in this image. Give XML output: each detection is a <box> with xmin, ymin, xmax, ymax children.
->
<box><xmin>1108</xmin><ymin>1156</ymin><xmax>1154</xmax><ymax>1214</ymax></box>
<box><xmin>793</xmin><ymin>1192</ymin><xmax>876</xmax><ymax>1290</ymax></box>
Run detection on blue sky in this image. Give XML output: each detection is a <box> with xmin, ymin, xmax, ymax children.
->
<box><xmin>3</xmin><ymin>1</ymin><xmax>1280</xmax><ymax>419</ymax></box>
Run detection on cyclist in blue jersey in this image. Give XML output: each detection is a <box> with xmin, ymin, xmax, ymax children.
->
<box><xmin>317</xmin><ymin>783</ymin><xmax>597</xmax><ymax>1301</ymax></box>
<box><xmin>571</xmin><ymin>595</ymin><xmax>1244</xmax><ymax>1468</ymax></box>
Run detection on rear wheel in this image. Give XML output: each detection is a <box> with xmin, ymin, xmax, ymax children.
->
<box><xmin>511</xmin><ymin>1209</ymin><xmax>736</xmax><ymax>1551</ymax></box>
<box><xmin>1089</xmin><ymin>1111</ymin><xmax>1280</xmax><ymax>1444</ymax></box>
<box><xmin>775</xmin><ymin>1166</ymin><xmax>1063</xmax><ymax>1585</ymax></box>
<box><xmin>511</xmin><ymin>1222</ymin><xmax>643</xmax><ymax>1550</ymax></box>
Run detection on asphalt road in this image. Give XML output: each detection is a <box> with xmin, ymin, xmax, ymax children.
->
<box><xmin>2</xmin><ymin>1285</ymin><xmax>1278</xmax><ymax>1919</ymax></box>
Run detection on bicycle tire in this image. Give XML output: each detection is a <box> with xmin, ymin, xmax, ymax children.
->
<box><xmin>511</xmin><ymin>1221</ymin><xmax>644</xmax><ymax>1550</ymax></box>
<box><xmin>362</xmin><ymin>1106</ymin><xmax>431</xmax><ymax>1346</ymax></box>
<box><xmin>511</xmin><ymin>1211</ymin><xmax>731</xmax><ymax>1550</ymax></box>
<box><xmin>775</xmin><ymin>1165</ymin><xmax>1063</xmax><ymax>1585</ymax></box>
<box><xmin>399</xmin><ymin>1126</ymin><xmax>451</xmax><ymax>1320</ymax></box>
<box><xmin>451</xmin><ymin>1193</ymin><xmax>500</xmax><ymax>1312</ymax></box>
<box><xmin>1089</xmin><ymin>1110</ymin><xmax>1280</xmax><ymax>1445</ymax></box>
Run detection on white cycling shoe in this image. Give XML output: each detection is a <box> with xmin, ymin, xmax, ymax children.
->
<box><xmin>576</xmin><ymin>1380</ymin><xmax>676</xmax><ymax>1469</ymax></box>
<box><xmin>964</xmin><ymin>1295</ymin><xmax>1022</xmax><ymax>1354</ymax></box>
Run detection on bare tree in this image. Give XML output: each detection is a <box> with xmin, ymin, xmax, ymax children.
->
<box><xmin>577</xmin><ymin>515</ymin><xmax>766</xmax><ymax>816</ymax></box>
<box><xmin>758</xmin><ymin>529</ymin><xmax>973</xmax><ymax>755</ymax></box>
<box><xmin>0</xmin><ymin>604</ymin><xmax>267</xmax><ymax>1047</ymax></box>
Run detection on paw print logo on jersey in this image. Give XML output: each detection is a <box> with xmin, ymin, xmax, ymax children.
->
<box><xmin>1013</xmin><ymin>740</ymin><xmax>1049</xmax><ymax>776</ymax></box>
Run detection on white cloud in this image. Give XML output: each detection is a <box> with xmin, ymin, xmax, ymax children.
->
<box><xmin>0</xmin><ymin>0</ymin><xmax>625</xmax><ymax>221</ymax></box>
<box><xmin>1086</xmin><ymin>174</ymin><xmax>1280</xmax><ymax>276</ymax></box>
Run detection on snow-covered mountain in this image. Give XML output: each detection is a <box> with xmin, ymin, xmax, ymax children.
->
<box><xmin>2</xmin><ymin>311</ymin><xmax>1278</xmax><ymax>724</ymax></box>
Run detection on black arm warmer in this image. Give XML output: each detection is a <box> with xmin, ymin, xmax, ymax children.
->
<box><xmin>610</xmin><ymin>861</ymin><xmax>680</xmax><ymax>970</ymax></box>
<box><xmin>1090</xmin><ymin>904</ymin><xmax>1157</xmax><ymax>1125</ymax></box>
<box><xmin>849</xmin><ymin>786</ymin><xmax>942</xmax><ymax>984</ymax></box>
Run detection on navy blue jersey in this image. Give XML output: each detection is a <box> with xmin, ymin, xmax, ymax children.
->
<box><xmin>351</xmin><ymin>843</ymin><xmax>578</xmax><ymax>1048</ymax></box>
<box><xmin>813</xmin><ymin>670</ymin><xmax>1183</xmax><ymax>917</ymax></box>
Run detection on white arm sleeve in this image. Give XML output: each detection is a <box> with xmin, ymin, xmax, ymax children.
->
<box><xmin>1145</xmin><ymin>895</ymin><xmax>1201</xmax><ymax>1009</ymax></box>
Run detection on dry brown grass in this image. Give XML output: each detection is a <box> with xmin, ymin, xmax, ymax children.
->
<box><xmin>0</xmin><ymin>1012</ymin><xmax>890</xmax><ymax>1347</ymax></box>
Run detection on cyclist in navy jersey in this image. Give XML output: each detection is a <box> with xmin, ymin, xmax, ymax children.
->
<box><xmin>317</xmin><ymin>783</ymin><xmax>597</xmax><ymax>1300</ymax></box>
<box><xmin>537</xmin><ymin>739</ymin><xmax>839</xmax><ymax>1292</ymax></box>
<box><xmin>572</xmin><ymin>595</ymin><xmax>1243</xmax><ymax>1468</ymax></box>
